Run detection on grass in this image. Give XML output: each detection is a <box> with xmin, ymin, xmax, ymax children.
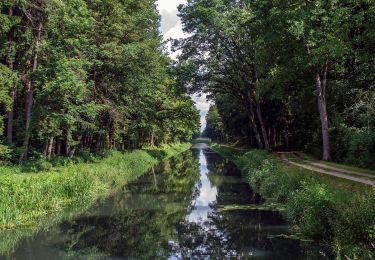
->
<box><xmin>297</xmin><ymin>152</ymin><xmax>375</xmax><ymax>176</ymax></box>
<box><xmin>210</xmin><ymin>143</ymin><xmax>245</xmax><ymax>160</ymax></box>
<box><xmin>211</xmin><ymin>144</ymin><xmax>375</xmax><ymax>259</ymax></box>
<box><xmin>0</xmin><ymin>143</ymin><xmax>191</xmax><ymax>256</ymax></box>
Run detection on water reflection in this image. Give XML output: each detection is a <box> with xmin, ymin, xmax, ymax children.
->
<box><xmin>6</xmin><ymin>147</ymin><xmax>328</xmax><ymax>259</ymax></box>
<box><xmin>188</xmin><ymin>150</ymin><xmax>217</xmax><ymax>222</ymax></box>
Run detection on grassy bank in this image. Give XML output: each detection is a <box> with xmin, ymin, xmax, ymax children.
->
<box><xmin>0</xmin><ymin>143</ymin><xmax>190</xmax><ymax>255</ymax></box>
<box><xmin>211</xmin><ymin>144</ymin><xmax>375</xmax><ymax>259</ymax></box>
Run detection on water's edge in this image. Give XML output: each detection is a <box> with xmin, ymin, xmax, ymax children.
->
<box><xmin>4</xmin><ymin>146</ymin><xmax>327</xmax><ymax>259</ymax></box>
<box><xmin>0</xmin><ymin>144</ymin><xmax>191</xmax><ymax>258</ymax></box>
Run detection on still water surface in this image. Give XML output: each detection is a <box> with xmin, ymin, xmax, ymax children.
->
<box><xmin>5</xmin><ymin>146</ymin><xmax>327</xmax><ymax>259</ymax></box>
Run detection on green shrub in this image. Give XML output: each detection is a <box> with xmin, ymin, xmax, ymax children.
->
<box><xmin>0</xmin><ymin>143</ymin><xmax>189</xmax><ymax>231</ymax></box>
<box><xmin>241</xmin><ymin>151</ymin><xmax>316</xmax><ymax>203</ymax></box>
<box><xmin>346</xmin><ymin>129</ymin><xmax>375</xmax><ymax>169</ymax></box>
<box><xmin>331</xmin><ymin>122</ymin><xmax>375</xmax><ymax>169</ymax></box>
<box><xmin>334</xmin><ymin>192</ymin><xmax>375</xmax><ymax>259</ymax></box>
<box><xmin>257</xmin><ymin>160</ymin><xmax>281</xmax><ymax>198</ymax></box>
<box><xmin>0</xmin><ymin>144</ymin><xmax>12</xmax><ymax>162</ymax></box>
<box><xmin>245</xmin><ymin>159</ymin><xmax>278</xmax><ymax>195</ymax></box>
<box><xmin>210</xmin><ymin>144</ymin><xmax>244</xmax><ymax>160</ymax></box>
<box><xmin>274</xmin><ymin>168</ymin><xmax>317</xmax><ymax>203</ymax></box>
<box><xmin>235</xmin><ymin>149</ymin><xmax>268</xmax><ymax>171</ymax></box>
<box><xmin>285</xmin><ymin>183</ymin><xmax>337</xmax><ymax>240</ymax></box>
<box><xmin>213</xmin><ymin>145</ymin><xmax>375</xmax><ymax>257</ymax></box>
<box><xmin>20</xmin><ymin>158</ymin><xmax>53</xmax><ymax>173</ymax></box>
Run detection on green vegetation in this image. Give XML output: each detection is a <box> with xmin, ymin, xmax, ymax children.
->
<box><xmin>39</xmin><ymin>149</ymin><xmax>200</xmax><ymax>259</ymax></box>
<box><xmin>212</xmin><ymin>144</ymin><xmax>375</xmax><ymax>259</ymax></box>
<box><xmin>297</xmin><ymin>153</ymin><xmax>375</xmax><ymax>176</ymax></box>
<box><xmin>217</xmin><ymin>203</ymin><xmax>284</xmax><ymax>213</ymax></box>
<box><xmin>0</xmin><ymin>0</ymin><xmax>199</xmax><ymax>162</ymax></box>
<box><xmin>0</xmin><ymin>143</ymin><xmax>190</xmax><ymax>230</ymax></box>
<box><xmin>202</xmin><ymin>106</ymin><xmax>226</xmax><ymax>142</ymax></box>
<box><xmin>0</xmin><ymin>143</ymin><xmax>190</xmax><ymax>254</ymax></box>
<box><xmin>178</xmin><ymin>0</ymin><xmax>375</xmax><ymax>167</ymax></box>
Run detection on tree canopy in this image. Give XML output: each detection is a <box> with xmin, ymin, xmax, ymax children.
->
<box><xmin>178</xmin><ymin>0</ymin><xmax>375</xmax><ymax>168</ymax></box>
<box><xmin>0</xmin><ymin>0</ymin><xmax>200</xmax><ymax>161</ymax></box>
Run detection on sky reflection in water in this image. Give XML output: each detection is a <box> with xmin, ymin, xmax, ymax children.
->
<box><xmin>5</xmin><ymin>147</ymin><xmax>329</xmax><ymax>259</ymax></box>
<box><xmin>187</xmin><ymin>150</ymin><xmax>217</xmax><ymax>223</ymax></box>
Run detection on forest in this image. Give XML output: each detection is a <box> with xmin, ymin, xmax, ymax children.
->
<box><xmin>0</xmin><ymin>0</ymin><xmax>199</xmax><ymax>163</ymax></box>
<box><xmin>177</xmin><ymin>0</ymin><xmax>375</xmax><ymax>168</ymax></box>
<box><xmin>0</xmin><ymin>0</ymin><xmax>375</xmax><ymax>259</ymax></box>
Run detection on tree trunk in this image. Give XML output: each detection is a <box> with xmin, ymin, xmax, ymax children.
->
<box><xmin>273</xmin><ymin>127</ymin><xmax>277</xmax><ymax>147</ymax></box>
<box><xmin>43</xmin><ymin>140</ymin><xmax>48</xmax><ymax>156</ymax></box>
<box><xmin>252</xmin><ymin>61</ymin><xmax>270</xmax><ymax>150</ymax></box>
<box><xmin>150</xmin><ymin>131</ymin><xmax>155</xmax><ymax>146</ymax></box>
<box><xmin>69</xmin><ymin>135</ymin><xmax>82</xmax><ymax>157</ymax></box>
<box><xmin>315</xmin><ymin>68</ymin><xmax>331</xmax><ymax>161</ymax></box>
<box><xmin>47</xmin><ymin>137</ymin><xmax>54</xmax><ymax>159</ymax></box>
<box><xmin>268</xmin><ymin>127</ymin><xmax>271</xmax><ymax>145</ymax></box>
<box><xmin>254</xmin><ymin>98</ymin><xmax>270</xmax><ymax>150</ymax></box>
<box><xmin>20</xmin><ymin>22</ymin><xmax>42</xmax><ymax>161</ymax></box>
<box><xmin>151</xmin><ymin>166</ymin><xmax>158</xmax><ymax>189</ymax></box>
<box><xmin>65</xmin><ymin>142</ymin><xmax>70</xmax><ymax>156</ymax></box>
<box><xmin>56</xmin><ymin>139</ymin><xmax>62</xmax><ymax>156</ymax></box>
<box><xmin>284</xmin><ymin>130</ymin><xmax>289</xmax><ymax>149</ymax></box>
<box><xmin>6</xmin><ymin>7</ymin><xmax>15</xmax><ymax>145</ymax></box>
<box><xmin>7</xmin><ymin>90</ymin><xmax>16</xmax><ymax>145</ymax></box>
<box><xmin>247</xmin><ymin>103</ymin><xmax>263</xmax><ymax>149</ymax></box>
<box><xmin>96</xmin><ymin>135</ymin><xmax>102</xmax><ymax>150</ymax></box>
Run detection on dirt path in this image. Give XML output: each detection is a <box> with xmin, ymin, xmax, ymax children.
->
<box><xmin>278</xmin><ymin>153</ymin><xmax>375</xmax><ymax>186</ymax></box>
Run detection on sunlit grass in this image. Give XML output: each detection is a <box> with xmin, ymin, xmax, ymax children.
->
<box><xmin>297</xmin><ymin>152</ymin><xmax>375</xmax><ymax>175</ymax></box>
<box><xmin>0</xmin><ymin>143</ymin><xmax>190</xmax><ymax>255</ymax></box>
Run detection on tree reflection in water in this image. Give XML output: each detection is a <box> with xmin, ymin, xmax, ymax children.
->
<box><xmin>11</xmin><ymin>148</ymin><xmax>328</xmax><ymax>259</ymax></box>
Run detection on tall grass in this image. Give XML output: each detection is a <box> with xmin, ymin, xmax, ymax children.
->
<box><xmin>212</xmin><ymin>145</ymin><xmax>375</xmax><ymax>259</ymax></box>
<box><xmin>0</xmin><ymin>143</ymin><xmax>190</xmax><ymax>254</ymax></box>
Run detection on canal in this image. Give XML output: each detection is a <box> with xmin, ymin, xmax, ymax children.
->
<box><xmin>6</xmin><ymin>145</ymin><xmax>326</xmax><ymax>259</ymax></box>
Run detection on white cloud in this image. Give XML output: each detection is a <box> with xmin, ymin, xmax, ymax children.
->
<box><xmin>156</xmin><ymin>0</ymin><xmax>186</xmax><ymax>13</ymax></box>
<box><xmin>157</xmin><ymin>0</ymin><xmax>212</xmax><ymax>133</ymax></box>
<box><xmin>160</xmin><ymin>9</ymin><xmax>179</xmax><ymax>35</ymax></box>
<box><xmin>192</xmin><ymin>94</ymin><xmax>212</xmax><ymax>131</ymax></box>
<box><xmin>156</xmin><ymin>0</ymin><xmax>187</xmax><ymax>41</ymax></box>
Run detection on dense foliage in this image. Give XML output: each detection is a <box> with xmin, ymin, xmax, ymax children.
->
<box><xmin>0</xmin><ymin>143</ymin><xmax>191</xmax><ymax>255</ymax></box>
<box><xmin>212</xmin><ymin>145</ymin><xmax>375</xmax><ymax>258</ymax></box>
<box><xmin>178</xmin><ymin>0</ymin><xmax>375</xmax><ymax>167</ymax></box>
<box><xmin>202</xmin><ymin>105</ymin><xmax>226</xmax><ymax>142</ymax></box>
<box><xmin>0</xmin><ymin>0</ymin><xmax>199</xmax><ymax>162</ymax></box>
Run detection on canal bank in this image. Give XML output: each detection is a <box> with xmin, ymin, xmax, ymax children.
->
<box><xmin>210</xmin><ymin>144</ymin><xmax>375</xmax><ymax>259</ymax></box>
<box><xmin>0</xmin><ymin>143</ymin><xmax>191</xmax><ymax>257</ymax></box>
<box><xmin>4</xmin><ymin>144</ymin><xmax>327</xmax><ymax>259</ymax></box>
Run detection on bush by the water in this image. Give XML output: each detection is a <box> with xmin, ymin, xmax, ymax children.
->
<box><xmin>0</xmin><ymin>143</ymin><xmax>190</xmax><ymax>230</ymax></box>
<box><xmin>213</xmin><ymin>146</ymin><xmax>375</xmax><ymax>258</ymax></box>
<box><xmin>286</xmin><ymin>183</ymin><xmax>337</xmax><ymax>240</ymax></box>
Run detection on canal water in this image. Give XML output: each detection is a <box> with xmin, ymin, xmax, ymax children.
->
<box><xmin>4</xmin><ymin>146</ymin><xmax>327</xmax><ymax>259</ymax></box>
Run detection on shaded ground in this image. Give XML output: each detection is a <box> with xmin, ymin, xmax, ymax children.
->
<box><xmin>278</xmin><ymin>152</ymin><xmax>375</xmax><ymax>186</ymax></box>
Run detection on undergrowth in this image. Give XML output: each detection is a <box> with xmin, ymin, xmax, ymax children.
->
<box><xmin>0</xmin><ymin>143</ymin><xmax>190</xmax><ymax>255</ymax></box>
<box><xmin>211</xmin><ymin>144</ymin><xmax>375</xmax><ymax>259</ymax></box>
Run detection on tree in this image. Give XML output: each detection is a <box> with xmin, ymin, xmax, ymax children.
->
<box><xmin>0</xmin><ymin>0</ymin><xmax>199</xmax><ymax>161</ymax></box>
<box><xmin>177</xmin><ymin>0</ymin><xmax>375</xmax><ymax>166</ymax></box>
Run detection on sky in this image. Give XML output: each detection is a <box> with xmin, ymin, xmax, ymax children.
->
<box><xmin>156</xmin><ymin>0</ymin><xmax>211</xmax><ymax>132</ymax></box>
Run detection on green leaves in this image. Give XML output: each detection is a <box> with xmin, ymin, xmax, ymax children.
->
<box><xmin>0</xmin><ymin>64</ymin><xmax>17</xmax><ymax>134</ymax></box>
<box><xmin>0</xmin><ymin>0</ymin><xmax>199</xmax><ymax>154</ymax></box>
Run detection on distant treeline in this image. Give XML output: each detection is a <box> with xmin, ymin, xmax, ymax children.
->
<box><xmin>177</xmin><ymin>0</ymin><xmax>375</xmax><ymax>168</ymax></box>
<box><xmin>0</xmin><ymin>0</ymin><xmax>200</xmax><ymax>162</ymax></box>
